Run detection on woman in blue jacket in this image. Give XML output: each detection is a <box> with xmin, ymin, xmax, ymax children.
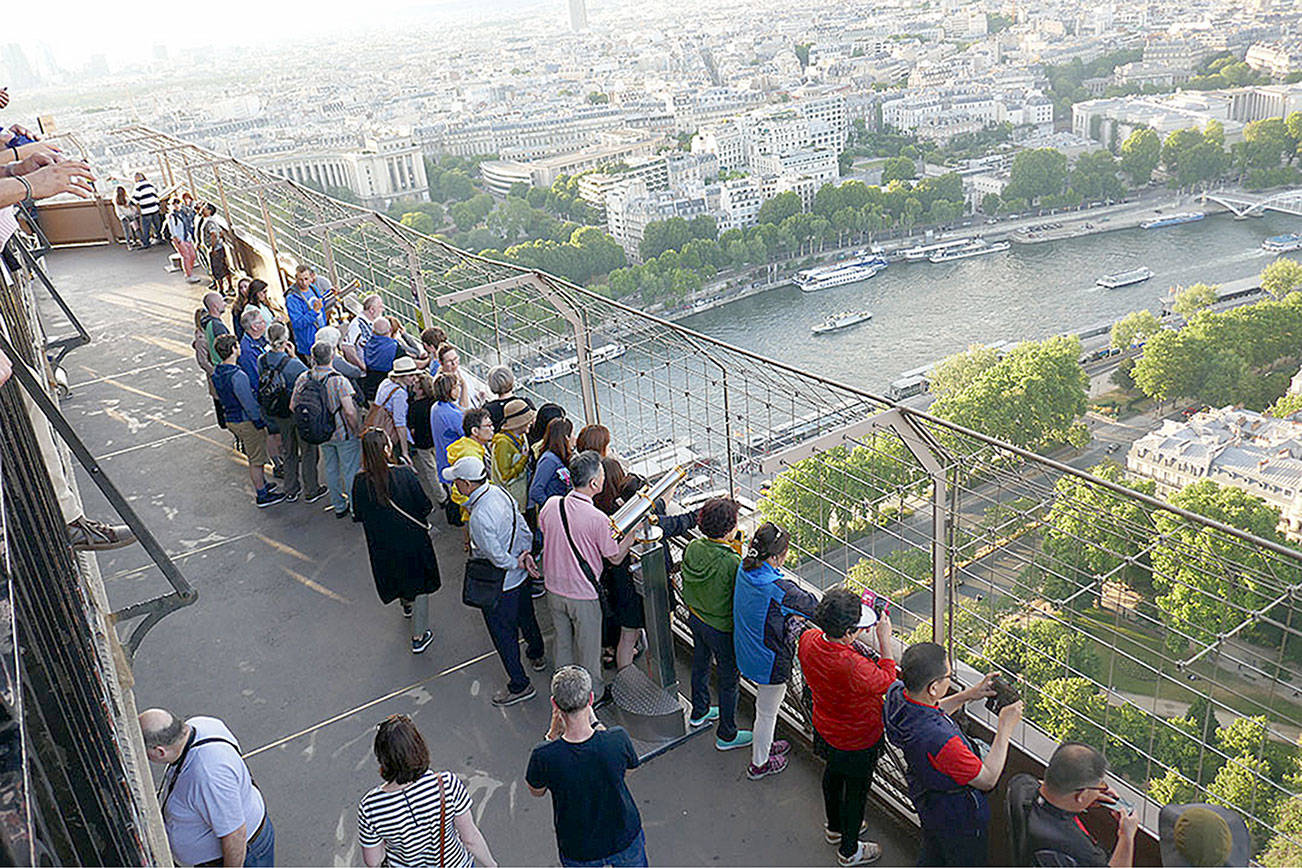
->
<box><xmin>734</xmin><ymin>522</ymin><xmax>817</xmax><ymax>781</ymax></box>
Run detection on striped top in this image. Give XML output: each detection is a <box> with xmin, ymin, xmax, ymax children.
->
<box><xmin>133</xmin><ymin>181</ymin><xmax>160</xmax><ymax>214</ymax></box>
<box><xmin>357</xmin><ymin>770</ymin><xmax>473</xmax><ymax>867</ymax></box>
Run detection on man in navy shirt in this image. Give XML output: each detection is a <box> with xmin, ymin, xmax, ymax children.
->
<box><xmin>883</xmin><ymin>642</ymin><xmax>1022</xmax><ymax>866</ymax></box>
<box><xmin>285</xmin><ymin>264</ymin><xmax>335</xmax><ymax>360</ymax></box>
<box><xmin>526</xmin><ymin>666</ymin><xmax>646</xmax><ymax>867</ymax></box>
<box><xmin>211</xmin><ymin>335</ymin><xmax>284</xmax><ymax>509</ymax></box>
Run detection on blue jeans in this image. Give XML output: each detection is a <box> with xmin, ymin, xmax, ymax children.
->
<box><xmin>140</xmin><ymin>211</ymin><xmax>162</xmax><ymax>247</ymax></box>
<box><xmin>560</xmin><ymin>830</ymin><xmax>648</xmax><ymax>867</ymax></box>
<box><xmin>688</xmin><ymin>612</ymin><xmax>739</xmax><ymax>740</ymax></box>
<box><xmin>483</xmin><ymin>583</ymin><xmax>545</xmax><ymax>693</ymax></box>
<box><xmin>244</xmin><ymin>814</ymin><xmax>275</xmax><ymax>867</ymax></box>
<box><xmin>320</xmin><ymin>437</ymin><xmax>361</xmax><ymax>514</ymax></box>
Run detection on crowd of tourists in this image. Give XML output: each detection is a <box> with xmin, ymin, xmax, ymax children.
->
<box><xmin>155</xmin><ymin>204</ymin><xmax>1254</xmax><ymax>866</ymax></box>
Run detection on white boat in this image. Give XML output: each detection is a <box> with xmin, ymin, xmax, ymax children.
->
<box><xmin>1263</xmin><ymin>233</ymin><xmax>1302</xmax><ymax>252</ymax></box>
<box><xmin>1140</xmin><ymin>211</ymin><xmax>1205</xmax><ymax>229</ymax></box>
<box><xmin>902</xmin><ymin>238</ymin><xmax>969</xmax><ymax>261</ymax></box>
<box><xmin>1096</xmin><ymin>266</ymin><xmax>1154</xmax><ymax>289</ymax></box>
<box><xmin>812</xmin><ymin>310</ymin><xmax>873</xmax><ymax>335</ymax></box>
<box><xmin>794</xmin><ymin>254</ymin><xmax>888</xmax><ymax>292</ymax></box>
<box><xmin>928</xmin><ymin>239</ymin><xmax>1011</xmax><ymax>263</ymax></box>
<box><xmin>527</xmin><ymin>342</ymin><xmax>627</xmax><ymax>384</ymax></box>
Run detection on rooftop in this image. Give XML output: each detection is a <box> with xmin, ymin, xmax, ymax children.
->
<box><xmin>47</xmin><ymin>243</ymin><xmax>918</xmax><ymax>865</ymax></box>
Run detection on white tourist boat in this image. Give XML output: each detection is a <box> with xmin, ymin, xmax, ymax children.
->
<box><xmin>1096</xmin><ymin>266</ymin><xmax>1154</xmax><ymax>289</ymax></box>
<box><xmin>812</xmin><ymin>310</ymin><xmax>873</xmax><ymax>335</ymax></box>
<box><xmin>1263</xmin><ymin>233</ymin><xmax>1302</xmax><ymax>252</ymax></box>
<box><xmin>901</xmin><ymin>238</ymin><xmax>969</xmax><ymax>261</ymax></box>
<box><xmin>527</xmin><ymin>342</ymin><xmax>627</xmax><ymax>384</ymax></box>
<box><xmin>794</xmin><ymin>255</ymin><xmax>888</xmax><ymax>292</ymax></box>
<box><xmin>928</xmin><ymin>239</ymin><xmax>1011</xmax><ymax>263</ymax></box>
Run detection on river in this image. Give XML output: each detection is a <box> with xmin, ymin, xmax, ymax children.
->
<box><xmin>675</xmin><ymin>212</ymin><xmax>1302</xmax><ymax>389</ymax></box>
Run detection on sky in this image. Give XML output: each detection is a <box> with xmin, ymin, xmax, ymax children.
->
<box><xmin>12</xmin><ymin>0</ymin><xmax>536</xmax><ymax>70</ymax></box>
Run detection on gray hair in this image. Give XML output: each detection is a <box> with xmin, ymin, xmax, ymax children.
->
<box><xmin>569</xmin><ymin>450</ymin><xmax>603</xmax><ymax>490</ymax></box>
<box><xmin>141</xmin><ymin>710</ymin><xmax>184</xmax><ymax>749</ymax></box>
<box><xmin>240</xmin><ymin>309</ymin><xmax>263</xmax><ymax>330</ymax></box>
<box><xmin>486</xmin><ymin>365</ymin><xmax>515</xmax><ymax>396</ymax></box>
<box><xmin>362</xmin><ymin>293</ymin><xmax>382</xmax><ymax>312</ymax></box>
<box><xmin>267</xmin><ymin>322</ymin><xmax>290</xmax><ymax>348</ymax></box>
<box><xmin>551</xmin><ymin>665</ymin><xmax>593</xmax><ymax>713</ymax></box>
<box><xmin>373</xmin><ymin>317</ymin><xmax>392</xmax><ymax>336</ymax></box>
<box><xmin>311</xmin><ymin>342</ymin><xmax>334</xmax><ymax>366</ymax></box>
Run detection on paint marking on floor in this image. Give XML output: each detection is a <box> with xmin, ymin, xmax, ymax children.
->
<box><xmin>242</xmin><ymin>649</ymin><xmax>500</xmax><ymax>759</ymax></box>
<box><xmin>281</xmin><ymin>566</ymin><xmax>352</xmax><ymax>604</ymax></box>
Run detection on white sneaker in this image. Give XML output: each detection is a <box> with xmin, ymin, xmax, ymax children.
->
<box><xmin>837</xmin><ymin>841</ymin><xmax>881</xmax><ymax>866</ymax></box>
<box><xmin>826</xmin><ymin>819</ymin><xmax>870</xmax><ymax>845</ymax></box>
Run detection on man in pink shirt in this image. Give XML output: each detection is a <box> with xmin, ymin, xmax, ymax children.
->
<box><xmin>538</xmin><ymin>450</ymin><xmax>638</xmax><ymax>707</ymax></box>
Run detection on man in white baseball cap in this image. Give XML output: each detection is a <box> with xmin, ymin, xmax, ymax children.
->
<box><xmin>445</xmin><ymin>455</ymin><xmax>546</xmax><ymax>705</ymax></box>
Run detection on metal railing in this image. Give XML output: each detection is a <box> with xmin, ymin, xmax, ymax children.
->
<box><xmin>113</xmin><ymin>125</ymin><xmax>1302</xmax><ymax>861</ymax></box>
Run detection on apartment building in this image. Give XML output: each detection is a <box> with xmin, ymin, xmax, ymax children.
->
<box><xmin>257</xmin><ymin>133</ymin><xmax>429</xmax><ymax>210</ymax></box>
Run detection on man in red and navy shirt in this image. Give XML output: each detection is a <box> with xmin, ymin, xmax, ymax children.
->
<box><xmin>883</xmin><ymin>642</ymin><xmax>1023</xmax><ymax>866</ymax></box>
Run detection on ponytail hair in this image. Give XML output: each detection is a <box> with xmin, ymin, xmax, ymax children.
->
<box><xmin>742</xmin><ymin>522</ymin><xmax>791</xmax><ymax>572</ymax></box>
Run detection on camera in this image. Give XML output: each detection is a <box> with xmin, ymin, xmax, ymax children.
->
<box><xmin>985</xmin><ymin>675</ymin><xmax>1021</xmax><ymax>714</ymax></box>
<box><xmin>861</xmin><ymin>589</ymin><xmax>890</xmax><ymax>618</ymax></box>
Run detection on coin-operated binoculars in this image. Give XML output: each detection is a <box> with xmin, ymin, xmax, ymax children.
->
<box><xmin>606</xmin><ymin>465</ymin><xmax>689</xmax><ymax>742</ymax></box>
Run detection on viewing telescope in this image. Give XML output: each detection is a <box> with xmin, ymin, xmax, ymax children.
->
<box><xmin>608</xmin><ymin>464</ymin><xmax>688</xmax><ymax>539</ymax></box>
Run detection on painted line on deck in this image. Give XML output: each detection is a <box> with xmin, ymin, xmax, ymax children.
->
<box><xmin>242</xmin><ymin>649</ymin><xmax>501</xmax><ymax>759</ymax></box>
<box><xmin>280</xmin><ymin>566</ymin><xmax>352</xmax><ymax>604</ymax></box>
<box><xmin>97</xmin><ymin>376</ymin><xmax>168</xmax><ymax>402</ymax></box>
<box><xmin>73</xmin><ymin>358</ymin><xmax>187</xmax><ymax>388</ymax></box>
<box><xmin>95</xmin><ymin>424</ymin><xmax>221</xmax><ymax>460</ymax></box>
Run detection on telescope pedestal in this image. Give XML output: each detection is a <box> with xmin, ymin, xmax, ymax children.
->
<box><xmin>605</xmin><ymin>534</ymin><xmax>698</xmax><ymax>753</ymax></box>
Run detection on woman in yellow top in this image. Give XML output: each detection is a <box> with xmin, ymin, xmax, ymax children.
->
<box><xmin>490</xmin><ymin>399</ymin><xmax>535</xmax><ymax>511</ymax></box>
<box><xmin>446</xmin><ymin>408</ymin><xmax>496</xmax><ymax>521</ymax></box>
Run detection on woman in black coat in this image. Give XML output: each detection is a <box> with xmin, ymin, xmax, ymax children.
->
<box><xmin>352</xmin><ymin>429</ymin><xmax>441</xmax><ymax>654</ymax></box>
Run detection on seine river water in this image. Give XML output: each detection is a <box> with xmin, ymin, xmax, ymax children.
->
<box><xmin>676</xmin><ymin>212</ymin><xmax>1302</xmax><ymax>390</ymax></box>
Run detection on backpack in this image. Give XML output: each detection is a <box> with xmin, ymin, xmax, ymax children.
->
<box><xmin>363</xmin><ymin>381</ymin><xmax>402</xmax><ymax>449</ymax></box>
<box><xmin>294</xmin><ymin>373</ymin><xmax>341</xmax><ymax>445</ymax></box>
<box><xmin>1005</xmin><ymin>772</ymin><xmax>1040</xmax><ymax>868</ymax></box>
<box><xmin>257</xmin><ymin>355</ymin><xmax>292</xmax><ymax>418</ymax></box>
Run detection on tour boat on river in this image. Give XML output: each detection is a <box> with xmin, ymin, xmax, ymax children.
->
<box><xmin>812</xmin><ymin>310</ymin><xmax>873</xmax><ymax>335</ymax></box>
<box><xmin>1096</xmin><ymin>266</ymin><xmax>1154</xmax><ymax>289</ymax></box>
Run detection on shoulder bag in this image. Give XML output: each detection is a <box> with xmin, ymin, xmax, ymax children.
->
<box><xmin>558</xmin><ymin>496</ymin><xmax>614</xmax><ymax>618</ymax></box>
<box><xmin>462</xmin><ymin>487</ymin><xmax>516</xmax><ymax>609</ymax></box>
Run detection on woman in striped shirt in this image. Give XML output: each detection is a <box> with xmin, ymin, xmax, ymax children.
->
<box><xmin>359</xmin><ymin>715</ymin><xmax>496</xmax><ymax>867</ymax></box>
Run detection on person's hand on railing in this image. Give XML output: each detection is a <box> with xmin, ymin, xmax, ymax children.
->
<box><xmin>25</xmin><ymin>159</ymin><xmax>95</xmax><ymax>200</ymax></box>
<box><xmin>8</xmin><ymin>147</ymin><xmax>62</xmax><ymax>178</ymax></box>
<box><xmin>8</xmin><ymin>140</ymin><xmax>60</xmax><ymax>163</ymax></box>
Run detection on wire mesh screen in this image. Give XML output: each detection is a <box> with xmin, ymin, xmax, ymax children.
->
<box><xmin>113</xmin><ymin>126</ymin><xmax>1302</xmax><ymax>862</ymax></box>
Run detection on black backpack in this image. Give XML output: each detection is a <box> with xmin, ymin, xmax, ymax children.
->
<box><xmin>294</xmin><ymin>373</ymin><xmax>340</xmax><ymax>445</ymax></box>
<box><xmin>257</xmin><ymin>355</ymin><xmax>292</xmax><ymax>418</ymax></box>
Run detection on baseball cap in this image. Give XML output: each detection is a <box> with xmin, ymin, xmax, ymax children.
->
<box><xmin>442</xmin><ymin>455</ymin><xmax>487</xmax><ymax>484</ymax></box>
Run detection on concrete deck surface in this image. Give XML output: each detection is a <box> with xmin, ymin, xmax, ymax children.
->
<box><xmin>42</xmin><ymin>243</ymin><xmax>917</xmax><ymax>867</ymax></box>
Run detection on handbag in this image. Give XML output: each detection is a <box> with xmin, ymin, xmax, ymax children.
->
<box><xmin>442</xmin><ymin>484</ymin><xmax>465</xmax><ymax>527</ymax></box>
<box><xmin>463</xmin><ymin>489</ymin><xmax>518</xmax><ymax>609</ymax></box>
<box><xmin>558</xmin><ymin>495</ymin><xmax>614</xmax><ymax>618</ymax></box>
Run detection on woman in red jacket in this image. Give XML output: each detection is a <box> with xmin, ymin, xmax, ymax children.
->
<box><xmin>797</xmin><ymin>585</ymin><xmax>898</xmax><ymax>867</ymax></box>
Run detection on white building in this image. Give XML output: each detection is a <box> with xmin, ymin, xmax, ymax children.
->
<box><xmin>1246</xmin><ymin>43</ymin><xmax>1302</xmax><ymax>79</ymax></box>
<box><xmin>691</xmin><ymin>120</ymin><xmax>747</xmax><ymax>172</ymax></box>
<box><xmin>1127</xmin><ymin>407</ymin><xmax>1302</xmax><ymax>539</ymax></box>
<box><xmin>750</xmin><ymin>148</ymin><xmax>839</xmax><ymax>184</ymax></box>
<box><xmin>606</xmin><ymin>179</ymin><xmax>711</xmax><ymax>263</ymax></box>
<box><xmin>258</xmin><ymin>134</ymin><xmax>429</xmax><ymax>210</ymax></box>
<box><xmin>718</xmin><ymin>177</ymin><xmax>764</xmax><ymax>231</ymax></box>
<box><xmin>478</xmin><ymin>131</ymin><xmax>665</xmax><ymax>196</ymax></box>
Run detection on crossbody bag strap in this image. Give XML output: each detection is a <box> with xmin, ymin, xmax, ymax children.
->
<box><xmin>437</xmin><ymin>771</ymin><xmax>448</xmax><ymax>867</ymax></box>
<box><xmin>387</xmin><ymin>475</ymin><xmax>431</xmax><ymax>532</ymax></box>
<box><xmin>558</xmin><ymin>497</ymin><xmax>602</xmax><ymax>595</ymax></box>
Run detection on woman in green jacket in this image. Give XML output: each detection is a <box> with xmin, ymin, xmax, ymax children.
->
<box><xmin>680</xmin><ymin>497</ymin><xmax>753</xmax><ymax>751</ymax></box>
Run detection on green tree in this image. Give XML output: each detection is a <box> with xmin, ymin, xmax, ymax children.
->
<box><xmin>1070</xmin><ymin>150</ymin><xmax>1125</xmax><ymax>201</ymax></box>
<box><xmin>1148</xmin><ymin>768</ymin><xmax>1199</xmax><ymax>805</ymax></box>
<box><xmin>399</xmin><ymin>211</ymin><xmax>437</xmax><ymax>235</ymax></box>
<box><xmin>1172</xmin><ymin>282</ymin><xmax>1219</xmax><ymax>317</ymax></box>
<box><xmin>1262</xmin><ymin>796</ymin><xmax>1302</xmax><ymax>867</ymax></box>
<box><xmin>1004</xmin><ymin>148</ymin><xmax>1069</xmax><ymax>205</ymax></box>
<box><xmin>1110</xmin><ymin>309</ymin><xmax>1161</xmax><ymax>349</ymax></box>
<box><xmin>881</xmin><ymin>156</ymin><xmax>917</xmax><ymax>184</ymax></box>
<box><xmin>1152</xmin><ymin>480</ymin><xmax>1296</xmax><ymax>650</ymax></box>
<box><xmin>1119</xmin><ymin>128</ymin><xmax>1161</xmax><ymax>185</ymax></box>
<box><xmin>757</xmin><ymin>191</ymin><xmax>803</xmax><ymax>226</ymax></box>
<box><xmin>1037</xmin><ymin>678</ymin><xmax>1105</xmax><ymax>743</ymax></box>
<box><xmin>929</xmin><ymin>335</ymin><xmax>1088</xmax><ymax>450</ymax></box>
<box><xmin>928</xmin><ymin>344</ymin><xmax>1001</xmax><ymax>398</ymax></box>
<box><xmin>1207</xmin><ymin>754</ymin><xmax>1280</xmax><ymax>843</ymax></box>
<box><xmin>639</xmin><ymin>217</ymin><xmax>693</xmax><ymax>261</ymax></box>
<box><xmin>981</xmin><ymin>192</ymin><xmax>1001</xmax><ymax>214</ymax></box>
<box><xmin>1261</xmin><ymin>258</ymin><xmax>1302</xmax><ymax>298</ymax></box>
<box><xmin>1130</xmin><ymin>329</ymin><xmax>1202</xmax><ymax>401</ymax></box>
<box><xmin>794</xmin><ymin>42</ymin><xmax>812</xmax><ymax>67</ymax></box>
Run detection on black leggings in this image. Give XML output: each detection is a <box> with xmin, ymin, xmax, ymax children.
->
<box><xmin>821</xmin><ymin>740</ymin><xmax>881</xmax><ymax>858</ymax></box>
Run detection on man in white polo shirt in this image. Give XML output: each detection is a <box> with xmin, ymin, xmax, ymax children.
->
<box><xmin>139</xmin><ymin>708</ymin><xmax>274</xmax><ymax>867</ymax></box>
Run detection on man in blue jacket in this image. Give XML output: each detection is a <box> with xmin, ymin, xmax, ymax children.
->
<box><xmin>285</xmin><ymin>264</ymin><xmax>335</xmax><ymax>360</ymax></box>
<box><xmin>211</xmin><ymin>335</ymin><xmax>285</xmax><ymax>508</ymax></box>
<box><xmin>883</xmin><ymin>642</ymin><xmax>1022</xmax><ymax>866</ymax></box>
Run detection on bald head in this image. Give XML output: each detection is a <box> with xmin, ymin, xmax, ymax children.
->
<box><xmin>203</xmin><ymin>292</ymin><xmax>224</xmax><ymax>315</ymax></box>
<box><xmin>139</xmin><ymin>708</ymin><xmax>187</xmax><ymax>763</ymax></box>
<box><xmin>373</xmin><ymin>317</ymin><xmax>392</xmax><ymax>337</ymax></box>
